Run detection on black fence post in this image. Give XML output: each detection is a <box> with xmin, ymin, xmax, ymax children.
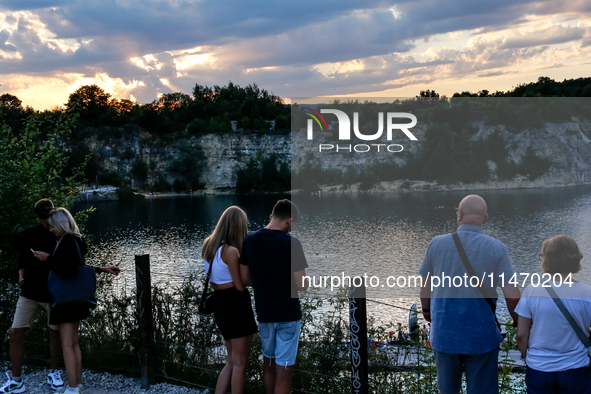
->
<box><xmin>135</xmin><ymin>254</ymin><xmax>154</xmax><ymax>388</ymax></box>
<box><xmin>349</xmin><ymin>285</ymin><xmax>368</xmax><ymax>394</ymax></box>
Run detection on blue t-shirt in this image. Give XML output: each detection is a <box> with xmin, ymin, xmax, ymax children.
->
<box><xmin>419</xmin><ymin>225</ymin><xmax>515</xmax><ymax>354</ymax></box>
<box><xmin>240</xmin><ymin>228</ymin><xmax>308</xmax><ymax>323</ymax></box>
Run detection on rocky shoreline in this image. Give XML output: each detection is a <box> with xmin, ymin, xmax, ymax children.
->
<box><xmin>73</xmin><ymin>177</ymin><xmax>591</xmax><ymax>202</ymax></box>
<box><xmin>316</xmin><ymin>177</ymin><xmax>591</xmax><ymax>194</ymax></box>
<box><xmin>0</xmin><ymin>362</ymin><xmax>208</xmax><ymax>394</ymax></box>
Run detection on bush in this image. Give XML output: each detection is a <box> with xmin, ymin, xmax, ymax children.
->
<box><xmin>0</xmin><ymin>111</ymin><xmax>91</xmax><ymax>281</ymax></box>
<box><xmin>172</xmin><ymin>179</ymin><xmax>187</xmax><ymax>193</ymax></box>
<box><xmin>131</xmin><ymin>159</ymin><xmax>149</xmax><ymax>184</ymax></box>
<box><xmin>118</xmin><ymin>185</ymin><xmax>144</xmax><ymax>201</ymax></box>
<box><xmin>100</xmin><ymin>171</ymin><xmax>124</xmax><ymax>187</ymax></box>
<box><xmin>151</xmin><ymin>175</ymin><xmax>171</xmax><ymax>192</ymax></box>
<box><xmin>236</xmin><ymin>153</ymin><xmax>290</xmax><ymax>193</ymax></box>
<box><xmin>168</xmin><ymin>140</ymin><xmax>206</xmax><ymax>190</ymax></box>
<box><xmin>519</xmin><ymin>147</ymin><xmax>552</xmax><ymax>180</ymax></box>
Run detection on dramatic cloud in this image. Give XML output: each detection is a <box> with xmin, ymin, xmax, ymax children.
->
<box><xmin>1</xmin><ymin>0</ymin><xmax>591</xmax><ymax>108</ymax></box>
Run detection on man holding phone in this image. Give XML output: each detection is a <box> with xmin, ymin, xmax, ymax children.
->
<box><xmin>1</xmin><ymin>199</ymin><xmax>121</xmax><ymax>393</ymax></box>
<box><xmin>1</xmin><ymin>199</ymin><xmax>64</xmax><ymax>393</ymax></box>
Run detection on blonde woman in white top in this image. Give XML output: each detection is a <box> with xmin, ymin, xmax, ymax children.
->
<box><xmin>202</xmin><ymin>206</ymin><xmax>257</xmax><ymax>394</ymax></box>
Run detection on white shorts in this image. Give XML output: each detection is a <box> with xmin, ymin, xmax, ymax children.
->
<box><xmin>11</xmin><ymin>296</ymin><xmax>59</xmax><ymax>331</ymax></box>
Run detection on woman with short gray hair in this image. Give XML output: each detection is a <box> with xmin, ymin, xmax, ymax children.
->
<box><xmin>516</xmin><ymin>235</ymin><xmax>591</xmax><ymax>394</ymax></box>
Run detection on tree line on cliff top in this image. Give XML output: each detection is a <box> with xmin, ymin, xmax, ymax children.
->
<box><xmin>0</xmin><ymin>81</ymin><xmax>291</xmax><ymax>139</ymax></box>
<box><xmin>1</xmin><ymin>76</ymin><xmax>591</xmax><ymax>193</ymax></box>
<box><xmin>2</xmin><ymin>76</ymin><xmax>591</xmax><ymax>138</ymax></box>
<box><xmin>2</xmin><ymin>76</ymin><xmax>591</xmax><ymax>134</ymax></box>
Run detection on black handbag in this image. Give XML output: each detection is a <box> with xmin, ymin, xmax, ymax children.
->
<box><xmin>47</xmin><ymin>238</ymin><xmax>97</xmax><ymax>311</ymax></box>
<box><xmin>199</xmin><ymin>252</ymin><xmax>215</xmax><ymax>315</ymax></box>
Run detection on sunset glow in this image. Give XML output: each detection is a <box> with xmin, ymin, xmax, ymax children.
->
<box><xmin>1</xmin><ymin>1</ymin><xmax>590</xmax><ymax>109</ymax></box>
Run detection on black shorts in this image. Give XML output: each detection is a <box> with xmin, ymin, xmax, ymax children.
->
<box><xmin>213</xmin><ymin>287</ymin><xmax>258</xmax><ymax>340</ymax></box>
<box><xmin>49</xmin><ymin>304</ymin><xmax>92</xmax><ymax>325</ymax></box>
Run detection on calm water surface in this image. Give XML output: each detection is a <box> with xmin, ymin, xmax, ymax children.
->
<box><xmin>74</xmin><ymin>187</ymin><xmax>591</xmax><ymax>326</ymax></box>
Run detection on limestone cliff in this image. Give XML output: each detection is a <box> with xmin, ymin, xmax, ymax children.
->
<box><xmin>83</xmin><ymin>129</ymin><xmax>290</xmax><ymax>191</ymax></box>
<box><xmin>80</xmin><ymin>117</ymin><xmax>591</xmax><ymax>192</ymax></box>
<box><xmin>292</xmin><ymin>118</ymin><xmax>591</xmax><ymax>191</ymax></box>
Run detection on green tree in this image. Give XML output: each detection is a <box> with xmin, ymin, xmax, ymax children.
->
<box><xmin>486</xmin><ymin>130</ymin><xmax>508</xmax><ymax>163</ymax></box>
<box><xmin>66</xmin><ymin>84</ymin><xmax>111</xmax><ymax>112</ymax></box>
<box><xmin>130</xmin><ymin>158</ymin><xmax>149</xmax><ymax>184</ymax></box>
<box><xmin>66</xmin><ymin>84</ymin><xmax>112</xmax><ymax>123</ymax></box>
<box><xmin>0</xmin><ymin>110</ymin><xmax>89</xmax><ymax>281</ymax></box>
<box><xmin>236</xmin><ymin>157</ymin><xmax>260</xmax><ymax>193</ymax></box>
<box><xmin>168</xmin><ymin>140</ymin><xmax>206</xmax><ymax>190</ymax></box>
<box><xmin>419</xmin><ymin>89</ymin><xmax>440</xmax><ymax>98</ymax></box>
<box><xmin>0</xmin><ymin>93</ymin><xmax>23</xmax><ymax>111</ymax></box>
<box><xmin>519</xmin><ymin>147</ymin><xmax>552</xmax><ymax>180</ymax></box>
<box><xmin>236</xmin><ymin>153</ymin><xmax>290</xmax><ymax>193</ymax></box>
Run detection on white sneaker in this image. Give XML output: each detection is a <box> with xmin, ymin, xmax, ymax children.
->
<box><xmin>53</xmin><ymin>386</ymin><xmax>67</xmax><ymax>394</ymax></box>
<box><xmin>0</xmin><ymin>372</ymin><xmax>26</xmax><ymax>394</ymax></box>
<box><xmin>47</xmin><ymin>370</ymin><xmax>64</xmax><ymax>390</ymax></box>
<box><xmin>53</xmin><ymin>386</ymin><xmax>79</xmax><ymax>394</ymax></box>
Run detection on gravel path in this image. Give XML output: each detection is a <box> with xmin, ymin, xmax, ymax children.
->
<box><xmin>1</xmin><ymin>363</ymin><xmax>210</xmax><ymax>394</ymax></box>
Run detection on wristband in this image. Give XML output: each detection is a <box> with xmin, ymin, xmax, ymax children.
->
<box><xmin>18</xmin><ymin>279</ymin><xmax>24</xmax><ymax>288</ymax></box>
<box><xmin>422</xmin><ymin>308</ymin><xmax>430</xmax><ymax>312</ymax></box>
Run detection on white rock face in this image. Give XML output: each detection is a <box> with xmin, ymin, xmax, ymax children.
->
<box><xmin>86</xmin><ymin>131</ymin><xmax>291</xmax><ymax>190</ymax></box>
<box><xmin>292</xmin><ymin>119</ymin><xmax>591</xmax><ymax>192</ymax></box>
<box><xmin>197</xmin><ymin>134</ymin><xmax>290</xmax><ymax>189</ymax></box>
<box><xmin>84</xmin><ymin>118</ymin><xmax>591</xmax><ymax>191</ymax></box>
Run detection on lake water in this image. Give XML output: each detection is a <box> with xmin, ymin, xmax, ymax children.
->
<box><xmin>73</xmin><ymin>186</ymin><xmax>591</xmax><ymax>327</ymax></box>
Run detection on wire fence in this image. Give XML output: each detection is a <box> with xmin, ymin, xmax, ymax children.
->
<box><xmin>0</xmin><ymin>256</ymin><xmax>526</xmax><ymax>393</ymax></box>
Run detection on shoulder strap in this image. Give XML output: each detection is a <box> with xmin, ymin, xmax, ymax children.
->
<box><xmin>546</xmin><ymin>286</ymin><xmax>591</xmax><ymax>349</ymax></box>
<box><xmin>73</xmin><ymin>237</ymin><xmax>85</xmax><ymax>266</ymax></box>
<box><xmin>203</xmin><ymin>251</ymin><xmax>215</xmax><ymax>293</ymax></box>
<box><xmin>452</xmin><ymin>232</ymin><xmax>496</xmax><ymax>315</ymax></box>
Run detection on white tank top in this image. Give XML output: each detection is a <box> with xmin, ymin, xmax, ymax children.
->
<box><xmin>203</xmin><ymin>246</ymin><xmax>233</xmax><ymax>285</ymax></box>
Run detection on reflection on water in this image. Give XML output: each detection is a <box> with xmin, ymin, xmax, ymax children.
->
<box><xmin>74</xmin><ymin>187</ymin><xmax>591</xmax><ymax>326</ymax></box>
<box><xmin>75</xmin><ymin>194</ymin><xmax>289</xmax><ymax>285</ymax></box>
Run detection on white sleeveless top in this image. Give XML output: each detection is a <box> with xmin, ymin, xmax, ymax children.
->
<box><xmin>203</xmin><ymin>246</ymin><xmax>233</xmax><ymax>285</ymax></box>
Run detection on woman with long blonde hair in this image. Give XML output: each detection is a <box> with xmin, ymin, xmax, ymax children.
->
<box><xmin>202</xmin><ymin>206</ymin><xmax>257</xmax><ymax>394</ymax></box>
<box><xmin>33</xmin><ymin>208</ymin><xmax>119</xmax><ymax>393</ymax></box>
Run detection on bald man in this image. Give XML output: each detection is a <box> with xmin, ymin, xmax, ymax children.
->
<box><xmin>419</xmin><ymin>195</ymin><xmax>521</xmax><ymax>394</ymax></box>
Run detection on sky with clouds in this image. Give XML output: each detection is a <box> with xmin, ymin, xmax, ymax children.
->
<box><xmin>1</xmin><ymin>0</ymin><xmax>591</xmax><ymax>109</ymax></box>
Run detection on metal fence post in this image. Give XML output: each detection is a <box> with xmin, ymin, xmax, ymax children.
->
<box><xmin>135</xmin><ymin>254</ymin><xmax>154</xmax><ymax>388</ymax></box>
<box><xmin>349</xmin><ymin>285</ymin><xmax>368</xmax><ymax>394</ymax></box>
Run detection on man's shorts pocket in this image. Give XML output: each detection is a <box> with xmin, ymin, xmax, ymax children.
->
<box><xmin>277</xmin><ymin>322</ymin><xmax>298</xmax><ymax>343</ymax></box>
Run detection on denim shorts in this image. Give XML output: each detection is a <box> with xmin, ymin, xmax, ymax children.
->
<box><xmin>434</xmin><ymin>347</ymin><xmax>499</xmax><ymax>394</ymax></box>
<box><xmin>526</xmin><ymin>365</ymin><xmax>591</xmax><ymax>394</ymax></box>
<box><xmin>259</xmin><ymin>320</ymin><xmax>301</xmax><ymax>367</ymax></box>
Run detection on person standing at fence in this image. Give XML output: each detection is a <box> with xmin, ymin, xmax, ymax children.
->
<box><xmin>1</xmin><ymin>199</ymin><xmax>65</xmax><ymax>394</ymax></box>
<box><xmin>240</xmin><ymin>199</ymin><xmax>308</xmax><ymax>394</ymax></box>
<box><xmin>33</xmin><ymin>208</ymin><xmax>119</xmax><ymax>394</ymax></box>
<box><xmin>419</xmin><ymin>194</ymin><xmax>521</xmax><ymax>394</ymax></box>
<box><xmin>420</xmin><ymin>324</ymin><xmax>429</xmax><ymax>343</ymax></box>
<box><xmin>515</xmin><ymin>235</ymin><xmax>591</xmax><ymax>394</ymax></box>
<box><xmin>202</xmin><ymin>206</ymin><xmax>258</xmax><ymax>394</ymax></box>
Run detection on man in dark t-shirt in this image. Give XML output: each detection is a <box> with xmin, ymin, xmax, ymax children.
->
<box><xmin>1</xmin><ymin>199</ymin><xmax>65</xmax><ymax>393</ymax></box>
<box><xmin>240</xmin><ymin>199</ymin><xmax>308</xmax><ymax>394</ymax></box>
